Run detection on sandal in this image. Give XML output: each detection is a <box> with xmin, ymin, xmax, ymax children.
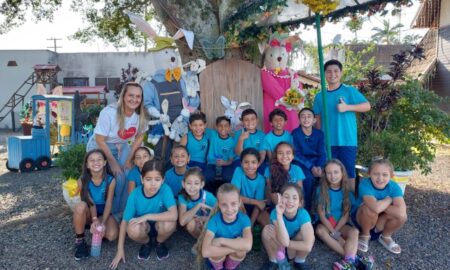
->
<box><xmin>378</xmin><ymin>234</ymin><xmax>401</xmax><ymax>254</ymax></box>
<box><xmin>357</xmin><ymin>235</ymin><xmax>370</xmax><ymax>252</ymax></box>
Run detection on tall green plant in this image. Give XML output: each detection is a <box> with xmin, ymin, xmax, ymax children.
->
<box><xmin>342</xmin><ymin>43</ymin><xmax>377</xmax><ymax>85</ymax></box>
<box><xmin>55</xmin><ymin>144</ymin><xmax>87</xmax><ymax>180</ymax></box>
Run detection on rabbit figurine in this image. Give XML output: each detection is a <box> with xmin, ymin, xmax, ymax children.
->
<box><xmin>169</xmin><ymin>98</ymin><xmax>197</xmax><ymax>142</ymax></box>
<box><xmin>220</xmin><ymin>96</ymin><xmax>252</xmax><ymax>131</ymax></box>
<box><xmin>148</xmin><ymin>99</ymin><xmax>171</xmax><ymax>146</ymax></box>
<box><xmin>260</xmin><ymin>32</ymin><xmax>303</xmax><ymax>132</ymax></box>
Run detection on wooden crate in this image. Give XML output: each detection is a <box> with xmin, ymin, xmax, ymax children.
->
<box><xmin>199</xmin><ymin>59</ymin><xmax>263</xmax><ymax>129</ymax></box>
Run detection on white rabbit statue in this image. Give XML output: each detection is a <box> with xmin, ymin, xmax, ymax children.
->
<box><xmin>169</xmin><ymin>98</ymin><xmax>198</xmax><ymax>142</ymax></box>
<box><xmin>220</xmin><ymin>96</ymin><xmax>252</xmax><ymax>131</ymax></box>
<box><xmin>148</xmin><ymin>98</ymin><xmax>171</xmax><ymax>146</ymax></box>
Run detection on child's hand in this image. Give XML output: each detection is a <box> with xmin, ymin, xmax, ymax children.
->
<box><xmin>129</xmin><ymin>217</ymin><xmax>146</xmax><ymax>225</ymax></box>
<box><xmin>276</xmin><ymin>194</ymin><xmax>285</xmax><ymax>215</ymax></box>
<box><xmin>255</xmin><ymin>200</ymin><xmax>267</xmax><ymax>211</ymax></box>
<box><xmin>240</xmin><ymin>129</ymin><xmax>250</xmax><ymax>140</ymax></box>
<box><xmin>90</xmin><ymin>218</ymin><xmax>101</xmax><ymax>234</ymax></box>
<box><xmin>329</xmin><ymin>230</ymin><xmax>341</xmax><ymax>240</ymax></box>
<box><xmin>337</xmin><ymin>98</ymin><xmax>349</xmax><ymax>112</ymax></box>
<box><xmin>110</xmin><ymin>250</ymin><xmax>126</xmax><ymax>269</ymax></box>
<box><xmin>109</xmin><ymin>159</ymin><xmax>123</xmax><ymax>177</ymax></box>
<box><xmin>216</xmin><ymin>159</ymin><xmax>226</xmax><ymax>166</ymax></box>
<box><xmin>311</xmin><ymin>166</ymin><xmax>322</xmax><ymax>177</ymax></box>
<box><xmin>211</xmin><ymin>237</ymin><xmax>224</xmax><ymax>247</ymax></box>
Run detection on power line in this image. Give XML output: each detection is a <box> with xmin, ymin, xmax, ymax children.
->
<box><xmin>47</xmin><ymin>38</ymin><xmax>62</xmax><ymax>52</ymax></box>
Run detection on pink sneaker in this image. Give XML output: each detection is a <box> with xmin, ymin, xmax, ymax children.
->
<box><xmin>224</xmin><ymin>257</ymin><xmax>241</xmax><ymax>270</ymax></box>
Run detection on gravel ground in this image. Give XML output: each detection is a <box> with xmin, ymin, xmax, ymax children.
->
<box><xmin>0</xmin><ymin>131</ymin><xmax>449</xmax><ymax>270</ymax></box>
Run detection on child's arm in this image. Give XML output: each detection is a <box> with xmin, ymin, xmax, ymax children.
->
<box><xmin>288</xmin><ymin>222</ymin><xmax>315</xmax><ymax>252</ymax></box>
<box><xmin>337</xmin><ymin>100</ymin><xmax>371</xmax><ymax>113</ymax></box>
<box><xmin>178</xmin><ymin>203</ymin><xmax>212</xmax><ymax>226</ymax></box>
<box><xmin>317</xmin><ymin>206</ymin><xmax>336</xmax><ymax>233</ymax></box>
<box><xmin>110</xmin><ymin>220</ymin><xmax>128</xmax><ymax>269</ymax></box>
<box><xmin>100</xmin><ymin>178</ymin><xmax>116</xmax><ymax>225</ymax></box>
<box><xmin>214</xmin><ymin>227</ymin><xmax>253</xmax><ymax>252</ymax></box>
<box><xmin>384</xmin><ymin>197</ymin><xmax>407</xmax><ymax>219</ymax></box>
<box><xmin>335</xmin><ymin>212</ymin><xmax>349</xmax><ymax>232</ymax></box>
<box><xmin>131</xmin><ymin>206</ymin><xmax>178</xmax><ymax>225</ymax></box>
<box><xmin>125</xmin><ymin>133</ymin><xmax>144</xmax><ymax>169</ymax></box>
<box><xmin>259</xmin><ymin>150</ymin><xmax>266</xmax><ymax>167</ymax></box>
<box><xmin>179</xmin><ymin>134</ymin><xmax>187</xmax><ymax>146</ymax></box>
<box><xmin>363</xmin><ymin>196</ymin><xmax>392</xmax><ymax>214</ymax></box>
<box><xmin>127</xmin><ymin>181</ymin><xmax>136</xmax><ymax>194</ymax></box>
<box><xmin>274</xmin><ymin>195</ymin><xmax>290</xmax><ymax>247</ymax></box>
<box><xmin>235</xmin><ymin>130</ymin><xmax>249</xmax><ymax>155</ymax></box>
<box><xmin>241</xmin><ymin>195</ymin><xmax>266</xmax><ymax>211</ymax></box>
<box><xmin>202</xmin><ymin>231</ymin><xmax>236</xmax><ymax>258</ymax></box>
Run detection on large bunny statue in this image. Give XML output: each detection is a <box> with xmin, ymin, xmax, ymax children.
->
<box><xmin>126</xmin><ymin>12</ymin><xmax>199</xmax><ymax>160</ymax></box>
<box><xmin>260</xmin><ymin>32</ymin><xmax>302</xmax><ymax>132</ymax></box>
<box><xmin>169</xmin><ymin>98</ymin><xmax>198</xmax><ymax>142</ymax></box>
<box><xmin>148</xmin><ymin>98</ymin><xmax>171</xmax><ymax>145</ymax></box>
<box><xmin>220</xmin><ymin>96</ymin><xmax>252</xmax><ymax>131</ymax></box>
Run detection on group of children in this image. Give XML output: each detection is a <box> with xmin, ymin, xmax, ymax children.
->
<box><xmin>72</xmin><ymin>105</ymin><xmax>407</xmax><ymax>270</ymax></box>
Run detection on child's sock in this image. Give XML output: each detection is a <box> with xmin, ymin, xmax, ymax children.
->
<box><xmin>270</xmin><ymin>258</ymin><xmax>277</xmax><ymax>263</ymax></box>
<box><xmin>276</xmin><ymin>246</ymin><xmax>286</xmax><ymax>261</ymax></box>
<box><xmin>209</xmin><ymin>259</ymin><xmax>224</xmax><ymax>270</ymax></box>
<box><xmin>345</xmin><ymin>255</ymin><xmax>356</xmax><ymax>263</ymax></box>
<box><xmin>294</xmin><ymin>257</ymin><xmax>306</xmax><ymax>264</ymax></box>
<box><xmin>224</xmin><ymin>257</ymin><xmax>242</xmax><ymax>270</ymax></box>
<box><xmin>75</xmin><ymin>233</ymin><xmax>84</xmax><ymax>244</ymax></box>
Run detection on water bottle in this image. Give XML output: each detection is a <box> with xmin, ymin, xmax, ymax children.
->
<box><xmin>90</xmin><ymin>224</ymin><xmax>105</xmax><ymax>257</ymax></box>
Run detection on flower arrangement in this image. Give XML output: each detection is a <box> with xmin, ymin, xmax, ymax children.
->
<box><xmin>300</xmin><ymin>0</ymin><xmax>340</xmax><ymax>15</ymax></box>
<box><xmin>19</xmin><ymin>101</ymin><xmax>33</xmax><ymax>124</ymax></box>
<box><xmin>275</xmin><ymin>86</ymin><xmax>306</xmax><ymax>111</ymax></box>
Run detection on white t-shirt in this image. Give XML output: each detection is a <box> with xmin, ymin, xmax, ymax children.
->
<box><xmin>94</xmin><ymin>104</ymin><xmax>144</xmax><ymax>144</ymax></box>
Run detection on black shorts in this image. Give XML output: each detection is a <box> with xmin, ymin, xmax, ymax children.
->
<box><xmin>147</xmin><ymin>221</ymin><xmax>158</xmax><ymax>238</ymax></box>
<box><xmin>244</xmin><ymin>204</ymin><xmax>255</xmax><ymax>216</ymax></box>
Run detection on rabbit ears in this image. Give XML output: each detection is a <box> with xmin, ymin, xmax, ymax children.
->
<box><xmin>182</xmin><ymin>97</ymin><xmax>197</xmax><ymax>112</ymax></box>
<box><xmin>258</xmin><ymin>32</ymin><xmax>301</xmax><ymax>54</ymax></box>
<box><xmin>36</xmin><ymin>84</ymin><xmax>63</xmax><ymax>95</ymax></box>
<box><xmin>126</xmin><ymin>11</ymin><xmax>194</xmax><ymax>50</ymax></box>
<box><xmin>220</xmin><ymin>96</ymin><xmax>251</xmax><ymax>110</ymax></box>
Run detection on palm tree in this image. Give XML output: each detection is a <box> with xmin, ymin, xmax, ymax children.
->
<box><xmin>371</xmin><ymin>19</ymin><xmax>403</xmax><ymax>44</ymax></box>
<box><xmin>402</xmin><ymin>34</ymin><xmax>422</xmax><ymax>45</ymax></box>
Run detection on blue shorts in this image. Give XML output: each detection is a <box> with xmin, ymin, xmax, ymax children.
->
<box><xmin>244</xmin><ymin>204</ymin><xmax>255</xmax><ymax>216</ymax></box>
<box><xmin>147</xmin><ymin>220</ymin><xmax>158</xmax><ymax>238</ymax></box>
<box><xmin>188</xmin><ymin>160</ymin><xmax>206</xmax><ymax>171</ymax></box>
<box><xmin>331</xmin><ymin>146</ymin><xmax>357</xmax><ymax>178</ymax></box>
<box><xmin>96</xmin><ymin>204</ymin><xmax>105</xmax><ymax>217</ymax></box>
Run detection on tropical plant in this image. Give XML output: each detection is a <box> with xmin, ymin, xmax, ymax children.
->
<box><xmin>357</xmin><ymin>45</ymin><xmax>450</xmax><ymax>174</ymax></box>
<box><xmin>371</xmin><ymin>19</ymin><xmax>403</xmax><ymax>45</ymax></box>
<box><xmin>82</xmin><ymin>104</ymin><xmax>104</xmax><ymax>126</ymax></box>
<box><xmin>402</xmin><ymin>34</ymin><xmax>422</xmax><ymax>45</ymax></box>
<box><xmin>55</xmin><ymin>144</ymin><xmax>87</xmax><ymax>180</ymax></box>
<box><xmin>345</xmin><ymin>15</ymin><xmax>366</xmax><ymax>42</ymax></box>
<box><xmin>342</xmin><ymin>43</ymin><xmax>377</xmax><ymax>85</ymax></box>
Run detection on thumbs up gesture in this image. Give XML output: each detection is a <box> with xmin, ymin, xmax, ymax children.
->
<box><xmin>337</xmin><ymin>98</ymin><xmax>349</xmax><ymax>113</ymax></box>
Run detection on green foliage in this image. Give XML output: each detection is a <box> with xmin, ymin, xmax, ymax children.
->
<box><xmin>82</xmin><ymin>104</ymin><xmax>104</xmax><ymax>126</ymax></box>
<box><xmin>345</xmin><ymin>15</ymin><xmax>366</xmax><ymax>42</ymax></box>
<box><xmin>402</xmin><ymin>34</ymin><xmax>422</xmax><ymax>45</ymax></box>
<box><xmin>371</xmin><ymin>19</ymin><xmax>403</xmax><ymax>45</ymax></box>
<box><xmin>304</xmin><ymin>87</ymin><xmax>320</xmax><ymax>108</ymax></box>
<box><xmin>55</xmin><ymin>144</ymin><xmax>86</xmax><ymax>180</ymax></box>
<box><xmin>342</xmin><ymin>43</ymin><xmax>377</xmax><ymax>85</ymax></box>
<box><xmin>19</xmin><ymin>101</ymin><xmax>33</xmax><ymax>124</ymax></box>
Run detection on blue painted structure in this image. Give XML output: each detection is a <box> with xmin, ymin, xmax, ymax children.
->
<box><xmin>6</xmin><ymin>95</ymin><xmax>76</xmax><ymax>172</ymax></box>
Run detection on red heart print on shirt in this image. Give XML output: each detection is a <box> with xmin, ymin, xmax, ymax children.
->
<box><xmin>118</xmin><ymin>127</ymin><xmax>136</xmax><ymax>140</ymax></box>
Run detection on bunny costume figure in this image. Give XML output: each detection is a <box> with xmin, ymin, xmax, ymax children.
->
<box><xmin>220</xmin><ymin>96</ymin><xmax>251</xmax><ymax>131</ymax></box>
<box><xmin>126</xmin><ymin>12</ymin><xmax>199</xmax><ymax>160</ymax></box>
<box><xmin>260</xmin><ymin>32</ymin><xmax>302</xmax><ymax>132</ymax></box>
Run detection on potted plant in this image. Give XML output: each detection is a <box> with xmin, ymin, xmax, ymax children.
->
<box><xmin>83</xmin><ymin>104</ymin><xmax>104</xmax><ymax>126</ymax></box>
<box><xmin>357</xmin><ymin>46</ymin><xmax>450</xmax><ymax>192</ymax></box>
<box><xmin>19</xmin><ymin>101</ymin><xmax>33</xmax><ymax>135</ymax></box>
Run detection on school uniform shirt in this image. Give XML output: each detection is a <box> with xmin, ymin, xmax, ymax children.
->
<box><xmin>234</xmin><ymin>129</ymin><xmax>265</xmax><ymax>154</ymax></box>
<box><xmin>206</xmin><ymin>211</ymin><xmax>251</xmax><ymax>238</ymax></box>
<box><xmin>127</xmin><ymin>165</ymin><xmax>142</xmax><ymax>188</ymax></box>
<box><xmin>89</xmin><ymin>175</ymin><xmax>114</xmax><ymax>206</ymax></box>
<box><xmin>165</xmin><ymin>167</ymin><xmax>188</xmax><ymax>198</ymax></box>
<box><xmin>313</xmin><ymin>84</ymin><xmax>368</xmax><ymax>147</ymax></box>
<box><xmin>123</xmin><ymin>184</ymin><xmax>176</xmax><ymax>222</ymax></box>
<box><xmin>291</xmin><ymin>127</ymin><xmax>327</xmax><ymax>171</ymax></box>
<box><xmin>316</xmin><ymin>186</ymin><xmax>347</xmax><ymax>222</ymax></box>
<box><xmin>207</xmin><ymin>130</ymin><xmax>235</xmax><ymax>164</ymax></box>
<box><xmin>186</xmin><ymin>128</ymin><xmax>213</xmax><ymax>163</ymax></box>
<box><xmin>178</xmin><ymin>189</ymin><xmax>217</xmax><ymax>216</ymax></box>
<box><xmin>261</xmin><ymin>130</ymin><xmax>292</xmax><ymax>153</ymax></box>
<box><xmin>231</xmin><ymin>167</ymin><xmax>265</xmax><ymax>200</ymax></box>
<box><xmin>94</xmin><ymin>104</ymin><xmax>146</xmax><ymax>144</ymax></box>
<box><xmin>355</xmin><ymin>178</ymin><xmax>403</xmax><ymax>208</ymax></box>
<box><xmin>270</xmin><ymin>208</ymin><xmax>311</xmax><ymax>238</ymax></box>
<box><xmin>264</xmin><ymin>164</ymin><xmax>305</xmax><ymax>184</ymax></box>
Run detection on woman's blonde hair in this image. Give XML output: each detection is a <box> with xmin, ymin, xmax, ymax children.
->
<box><xmin>317</xmin><ymin>159</ymin><xmax>351</xmax><ymax>216</ymax></box>
<box><xmin>195</xmin><ymin>183</ymin><xmax>244</xmax><ymax>266</ymax></box>
<box><xmin>116</xmin><ymin>82</ymin><xmax>150</xmax><ymax>133</ymax></box>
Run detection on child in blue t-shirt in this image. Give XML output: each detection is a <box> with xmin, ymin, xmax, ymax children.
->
<box><xmin>315</xmin><ymin>160</ymin><xmax>373</xmax><ymax>269</ymax></box>
<box><xmin>180</xmin><ymin>111</ymin><xmax>211</xmax><ymax>171</ymax></box>
<box><xmin>234</xmin><ymin>108</ymin><xmax>266</xmax><ymax>172</ymax></box>
<box><xmin>127</xmin><ymin>146</ymin><xmax>154</xmax><ymax>194</ymax></box>
<box><xmin>261</xmin><ymin>183</ymin><xmax>315</xmax><ymax>270</ymax></box>
<box><xmin>110</xmin><ymin>160</ymin><xmax>177</xmax><ymax>268</ymax></box>
<box><xmin>262</xmin><ymin>108</ymin><xmax>292</xmax><ymax>161</ymax></box>
<box><xmin>199</xmin><ymin>183</ymin><xmax>252</xmax><ymax>270</ymax></box>
<box><xmin>178</xmin><ymin>168</ymin><xmax>216</xmax><ymax>248</ymax></box>
<box><xmin>353</xmin><ymin>159</ymin><xmax>406</xmax><ymax>254</ymax></box>
<box><xmin>292</xmin><ymin>107</ymin><xmax>326</xmax><ymax>211</ymax></box>
<box><xmin>313</xmin><ymin>60</ymin><xmax>371</xmax><ymax>188</ymax></box>
<box><xmin>265</xmin><ymin>142</ymin><xmax>305</xmax><ymax>206</ymax></box>
<box><xmin>165</xmin><ymin>145</ymin><xmax>190</xmax><ymax>198</ymax></box>
<box><xmin>231</xmin><ymin>148</ymin><xmax>269</xmax><ymax>226</ymax></box>
<box><xmin>73</xmin><ymin>149</ymin><xmax>118</xmax><ymax>260</ymax></box>
<box><xmin>204</xmin><ymin>116</ymin><xmax>236</xmax><ymax>191</ymax></box>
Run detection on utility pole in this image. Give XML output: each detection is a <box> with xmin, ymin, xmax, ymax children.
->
<box><xmin>47</xmin><ymin>37</ymin><xmax>62</xmax><ymax>52</ymax></box>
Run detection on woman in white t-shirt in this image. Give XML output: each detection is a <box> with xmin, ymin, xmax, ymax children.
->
<box><xmin>87</xmin><ymin>82</ymin><xmax>149</xmax><ymax>214</ymax></box>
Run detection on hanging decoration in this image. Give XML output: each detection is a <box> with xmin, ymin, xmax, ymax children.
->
<box><xmin>300</xmin><ymin>0</ymin><xmax>340</xmax><ymax>15</ymax></box>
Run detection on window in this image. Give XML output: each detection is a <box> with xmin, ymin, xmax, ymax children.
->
<box><xmin>63</xmin><ymin>77</ymin><xmax>89</xmax><ymax>87</ymax></box>
<box><xmin>95</xmin><ymin>77</ymin><xmax>120</xmax><ymax>90</ymax></box>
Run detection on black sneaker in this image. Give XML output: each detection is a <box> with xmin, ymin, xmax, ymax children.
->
<box><xmin>74</xmin><ymin>240</ymin><xmax>89</xmax><ymax>261</ymax></box>
<box><xmin>138</xmin><ymin>241</ymin><xmax>152</xmax><ymax>260</ymax></box>
<box><xmin>293</xmin><ymin>262</ymin><xmax>311</xmax><ymax>270</ymax></box>
<box><xmin>156</xmin><ymin>242</ymin><xmax>169</xmax><ymax>260</ymax></box>
<box><xmin>355</xmin><ymin>255</ymin><xmax>375</xmax><ymax>270</ymax></box>
<box><xmin>259</xmin><ymin>261</ymin><xmax>279</xmax><ymax>270</ymax></box>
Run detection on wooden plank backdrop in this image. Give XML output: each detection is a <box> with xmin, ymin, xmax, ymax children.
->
<box><xmin>199</xmin><ymin>59</ymin><xmax>263</xmax><ymax>129</ymax></box>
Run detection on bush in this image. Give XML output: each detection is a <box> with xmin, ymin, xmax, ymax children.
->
<box><xmin>55</xmin><ymin>144</ymin><xmax>86</xmax><ymax>179</ymax></box>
